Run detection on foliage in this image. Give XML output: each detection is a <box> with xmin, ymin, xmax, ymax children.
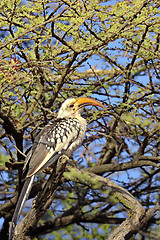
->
<box><xmin>0</xmin><ymin>0</ymin><xmax>160</xmax><ymax>239</ymax></box>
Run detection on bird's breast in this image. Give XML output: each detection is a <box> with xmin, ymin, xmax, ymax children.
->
<box><xmin>64</xmin><ymin>117</ymin><xmax>87</xmax><ymax>156</ymax></box>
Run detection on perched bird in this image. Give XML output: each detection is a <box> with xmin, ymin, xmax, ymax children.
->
<box><xmin>9</xmin><ymin>97</ymin><xmax>105</xmax><ymax>239</ymax></box>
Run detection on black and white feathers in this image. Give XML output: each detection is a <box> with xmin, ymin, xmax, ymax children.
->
<box><xmin>9</xmin><ymin>97</ymin><xmax>104</xmax><ymax>239</ymax></box>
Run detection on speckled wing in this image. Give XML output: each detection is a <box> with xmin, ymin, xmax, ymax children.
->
<box><xmin>24</xmin><ymin>118</ymin><xmax>81</xmax><ymax>178</ymax></box>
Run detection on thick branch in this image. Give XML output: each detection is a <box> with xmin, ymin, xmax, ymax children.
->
<box><xmin>64</xmin><ymin>167</ymin><xmax>159</xmax><ymax>240</ymax></box>
<box><xmin>109</xmin><ymin>204</ymin><xmax>160</xmax><ymax>240</ymax></box>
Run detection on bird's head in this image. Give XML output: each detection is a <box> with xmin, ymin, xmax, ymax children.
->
<box><xmin>57</xmin><ymin>97</ymin><xmax>105</xmax><ymax>118</ymax></box>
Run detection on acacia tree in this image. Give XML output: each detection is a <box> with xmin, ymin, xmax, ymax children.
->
<box><xmin>0</xmin><ymin>0</ymin><xmax>160</xmax><ymax>239</ymax></box>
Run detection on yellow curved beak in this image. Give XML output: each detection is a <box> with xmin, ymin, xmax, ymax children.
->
<box><xmin>76</xmin><ymin>97</ymin><xmax>105</xmax><ymax>109</ymax></box>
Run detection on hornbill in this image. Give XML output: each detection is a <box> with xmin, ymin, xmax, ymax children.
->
<box><xmin>9</xmin><ymin>97</ymin><xmax>105</xmax><ymax>239</ymax></box>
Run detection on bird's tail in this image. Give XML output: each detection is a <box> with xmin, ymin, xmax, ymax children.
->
<box><xmin>9</xmin><ymin>175</ymin><xmax>35</xmax><ymax>240</ymax></box>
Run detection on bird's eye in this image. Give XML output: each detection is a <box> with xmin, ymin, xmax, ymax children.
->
<box><xmin>69</xmin><ymin>104</ymin><xmax>74</xmax><ymax>108</ymax></box>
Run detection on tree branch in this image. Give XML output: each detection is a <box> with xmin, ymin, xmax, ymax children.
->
<box><xmin>87</xmin><ymin>159</ymin><xmax>160</xmax><ymax>175</ymax></box>
<box><xmin>64</xmin><ymin>167</ymin><xmax>159</xmax><ymax>240</ymax></box>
